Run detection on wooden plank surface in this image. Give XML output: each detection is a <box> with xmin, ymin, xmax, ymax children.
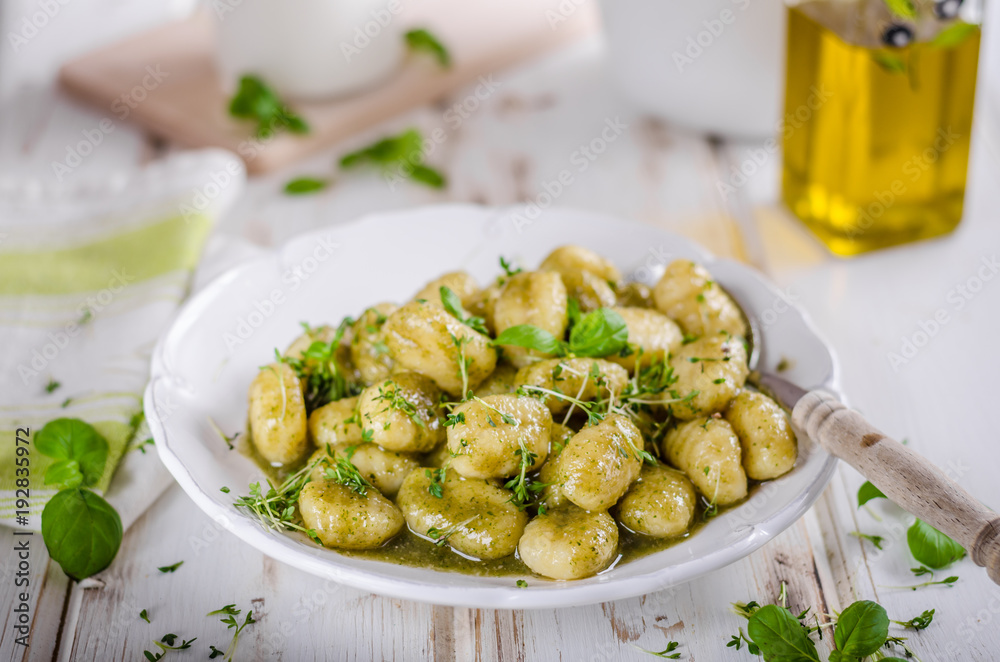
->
<box><xmin>2</xmin><ymin>2</ymin><xmax>1000</xmax><ymax>659</ymax></box>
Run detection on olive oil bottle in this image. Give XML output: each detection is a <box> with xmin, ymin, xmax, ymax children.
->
<box><xmin>782</xmin><ymin>1</ymin><xmax>981</xmax><ymax>256</ymax></box>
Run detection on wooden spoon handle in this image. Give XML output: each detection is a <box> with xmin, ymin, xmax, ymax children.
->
<box><xmin>792</xmin><ymin>390</ymin><xmax>1000</xmax><ymax>586</ymax></box>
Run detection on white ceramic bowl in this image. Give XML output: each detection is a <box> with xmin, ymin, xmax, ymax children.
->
<box><xmin>145</xmin><ymin>204</ymin><xmax>839</xmax><ymax>609</ymax></box>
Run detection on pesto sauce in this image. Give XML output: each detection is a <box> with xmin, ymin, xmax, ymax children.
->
<box><xmin>240</xmin><ymin>426</ymin><xmax>755</xmax><ymax>579</ymax></box>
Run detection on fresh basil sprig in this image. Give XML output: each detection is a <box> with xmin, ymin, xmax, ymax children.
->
<box><xmin>35</xmin><ymin>418</ymin><xmax>123</xmax><ymax>580</ymax></box>
<box><xmin>568</xmin><ymin>307</ymin><xmax>628</xmax><ymax>356</ymax></box>
<box><xmin>832</xmin><ymin>600</ymin><xmax>889</xmax><ymax>660</ymax></box>
<box><xmin>405</xmin><ymin>28</ymin><xmax>451</xmax><ymax>68</ymax></box>
<box><xmin>745</xmin><ymin>604</ymin><xmax>821</xmax><ymax>662</ymax></box>
<box><xmin>284</xmin><ymin>177</ymin><xmax>328</xmax><ymax>195</ymax></box>
<box><xmin>41</xmin><ymin>487</ymin><xmax>122</xmax><ymax>580</ymax></box>
<box><xmin>907</xmin><ymin>519</ymin><xmax>966</xmax><ymax>568</ymax></box>
<box><xmin>36</xmin><ymin>418</ymin><xmax>109</xmax><ymax>488</ymax></box>
<box><xmin>440</xmin><ymin>286</ymin><xmax>489</xmax><ymax>335</ymax></box>
<box><xmin>493</xmin><ymin>307</ymin><xmax>628</xmax><ymax>358</ymax></box>
<box><xmin>731</xmin><ymin>586</ymin><xmax>923</xmax><ymax>662</ymax></box>
<box><xmin>339</xmin><ymin>128</ymin><xmax>447</xmax><ymax>189</ymax></box>
<box><xmin>228</xmin><ymin>75</ymin><xmax>309</xmax><ymax>139</ymax></box>
<box><xmin>856</xmin><ymin>481</ymin><xmax>887</xmax><ymax>508</ymax></box>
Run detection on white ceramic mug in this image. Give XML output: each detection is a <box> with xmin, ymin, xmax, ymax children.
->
<box><xmin>599</xmin><ymin>0</ymin><xmax>786</xmax><ymax>139</ymax></box>
<box><xmin>211</xmin><ymin>0</ymin><xmax>405</xmax><ymax>100</ymax></box>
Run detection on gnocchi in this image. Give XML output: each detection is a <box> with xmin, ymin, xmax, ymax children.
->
<box><xmin>493</xmin><ymin>271</ymin><xmax>568</xmax><ymax>367</ymax></box>
<box><xmin>539</xmin><ymin>245</ymin><xmax>621</xmax><ymax>312</ymax></box>
<box><xmin>308</xmin><ymin>396</ymin><xmax>363</xmax><ymax>447</ymax></box>
<box><xmin>608</xmin><ymin>307</ymin><xmax>683</xmax><ymax>372</ymax></box>
<box><xmin>350</xmin><ymin>304</ymin><xmax>397</xmax><ymax>385</ymax></box>
<box><xmin>725</xmin><ymin>391</ymin><xmax>798</xmax><ymax>480</ymax></box>
<box><xmin>668</xmin><ymin>333</ymin><xmax>749</xmax><ymax>420</ymax></box>
<box><xmin>299</xmin><ymin>480</ymin><xmax>404</xmax><ymax>549</ymax></box>
<box><xmin>517</xmin><ymin>506</ymin><xmax>619</xmax><ymax>580</ymax></box>
<box><xmin>307</xmin><ymin>445</ymin><xmax>419</xmax><ymax>498</ymax></box>
<box><xmin>239</xmin><ymin>246</ymin><xmax>799</xmax><ymax>582</ymax></box>
<box><xmin>248</xmin><ymin>362</ymin><xmax>310</xmax><ymax>466</ymax></box>
<box><xmin>514</xmin><ymin>358</ymin><xmax>628</xmax><ymax>415</ymax></box>
<box><xmin>397</xmin><ymin>468</ymin><xmax>527</xmax><ymax>560</ymax></box>
<box><xmin>358</xmin><ymin>372</ymin><xmax>445</xmax><ymax>453</ymax></box>
<box><xmin>558</xmin><ymin>414</ymin><xmax>645</xmax><ymax>511</ymax></box>
<box><xmin>383</xmin><ymin>300</ymin><xmax>498</xmax><ymax>396</ymax></box>
<box><xmin>663</xmin><ymin>417</ymin><xmax>748</xmax><ymax>506</ymax></box>
<box><xmin>413</xmin><ymin>271</ymin><xmax>481</xmax><ymax>308</ymax></box>
<box><xmin>447</xmin><ymin>394</ymin><xmax>552</xmax><ymax>479</ymax></box>
<box><xmin>653</xmin><ymin>260</ymin><xmax>747</xmax><ymax>338</ymax></box>
<box><xmin>616</xmin><ymin>465</ymin><xmax>697</xmax><ymax>538</ymax></box>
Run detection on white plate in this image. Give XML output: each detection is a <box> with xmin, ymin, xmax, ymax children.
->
<box><xmin>145</xmin><ymin>204</ymin><xmax>840</xmax><ymax>609</ymax></box>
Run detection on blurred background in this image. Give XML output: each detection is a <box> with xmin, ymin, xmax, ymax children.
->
<box><xmin>2</xmin><ymin>0</ymin><xmax>995</xmax><ymax>261</ymax></box>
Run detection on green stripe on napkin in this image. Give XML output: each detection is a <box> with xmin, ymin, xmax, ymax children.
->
<box><xmin>1</xmin><ymin>210</ymin><xmax>214</xmax><ymax>528</ymax></box>
<box><xmin>0</xmin><ymin>214</ymin><xmax>211</xmax><ymax>296</ymax></box>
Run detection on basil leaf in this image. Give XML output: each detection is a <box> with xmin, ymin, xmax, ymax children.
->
<box><xmin>932</xmin><ymin>21</ymin><xmax>977</xmax><ymax>48</ymax></box>
<box><xmin>440</xmin><ymin>286</ymin><xmax>465</xmax><ymax>320</ymax></box>
<box><xmin>873</xmin><ymin>52</ymin><xmax>907</xmax><ymax>74</ymax></box>
<box><xmin>857</xmin><ymin>481</ymin><xmax>887</xmax><ymax>508</ymax></box>
<box><xmin>834</xmin><ymin>600</ymin><xmax>889</xmax><ymax>657</ymax></box>
<box><xmin>439</xmin><ymin>286</ymin><xmax>489</xmax><ymax>335</ymax></box>
<box><xmin>568</xmin><ymin>308</ymin><xmax>628</xmax><ymax>357</ymax></box>
<box><xmin>567</xmin><ymin>297</ymin><xmax>581</xmax><ymax>330</ymax></box>
<box><xmin>228</xmin><ymin>75</ymin><xmax>309</xmax><ymax>139</ymax></box>
<box><xmin>284</xmin><ymin>177</ymin><xmax>328</xmax><ymax>195</ymax></box>
<box><xmin>44</xmin><ymin>460</ymin><xmax>83</xmax><ymax>489</ymax></box>
<box><xmin>340</xmin><ymin>129</ymin><xmax>423</xmax><ymax>169</ymax></box>
<box><xmin>405</xmin><ymin>28</ymin><xmax>451</xmax><ymax>68</ymax></box>
<box><xmin>493</xmin><ymin>324</ymin><xmax>565</xmax><ymax>356</ymax></box>
<box><xmin>907</xmin><ymin>519</ymin><xmax>966</xmax><ymax>568</ymax></box>
<box><xmin>883</xmin><ymin>0</ymin><xmax>916</xmax><ymax>19</ymax></box>
<box><xmin>409</xmin><ymin>164</ymin><xmax>446</xmax><ymax>189</ymax></box>
<box><xmin>42</xmin><ymin>488</ymin><xmax>122</xmax><ymax>580</ymax></box>
<box><xmin>746</xmin><ymin>605</ymin><xmax>820</xmax><ymax>662</ymax></box>
<box><xmin>35</xmin><ymin>418</ymin><xmax>109</xmax><ymax>487</ymax></box>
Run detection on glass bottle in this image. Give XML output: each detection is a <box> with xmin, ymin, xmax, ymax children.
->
<box><xmin>781</xmin><ymin>0</ymin><xmax>983</xmax><ymax>256</ymax></box>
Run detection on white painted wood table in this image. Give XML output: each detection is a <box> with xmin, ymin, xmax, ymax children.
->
<box><xmin>2</xmin><ymin>2</ymin><xmax>1000</xmax><ymax>660</ymax></box>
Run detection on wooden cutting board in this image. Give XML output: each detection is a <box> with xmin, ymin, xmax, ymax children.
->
<box><xmin>58</xmin><ymin>2</ymin><xmax>599</xmax><ymax>174</ymax></box>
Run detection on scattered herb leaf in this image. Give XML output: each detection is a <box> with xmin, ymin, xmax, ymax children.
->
<box><xmin>228</xmin><ymin>75</ymin><xmax>308</xmax><ymax>139</ymax></box>
<box><xmin>405</xmin><ymin>28</ymin><xmax>451</xmax><ymax>67</ymax></box>
<box><xmin>284</xmin><ymin>177</ymin><xmax>328</xmax><ymax>195</ymax></box>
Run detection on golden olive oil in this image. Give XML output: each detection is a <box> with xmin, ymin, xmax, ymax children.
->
<box><xmin>782</xmin><ymin>4</ymin><xmax>980</xmax><ymax>256</ymax></box>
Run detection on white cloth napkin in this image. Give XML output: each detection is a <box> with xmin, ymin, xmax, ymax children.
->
<box><xmin>0</xmin><ymin>149</ymin><xmax>248</xmax><ymax>531</ymax></box>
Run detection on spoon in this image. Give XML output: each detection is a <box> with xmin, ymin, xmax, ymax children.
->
<box><xmin>731</xmin><ymin>293</ymin><xmax>1000</xmax><ymax>586</ymax></box>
